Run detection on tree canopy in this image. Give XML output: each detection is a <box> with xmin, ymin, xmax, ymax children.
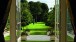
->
<box><xmin>21</xmin><ymin>0</ymin><xmax>33</xmax><ymax>27</ymax></box>
<box><xmin>21</xmin><ymin>0</ymin><xmax>55</xmax><ymax>28</ymax></box>
<box><xmin>45</xmin><ymin>7</ymin><xmax>55</xmax><ymax>28</ymax></box>
<box><xmin>28</xmin><ymin>1</ymin><xmax>49</xmax><ymax>22</ymax></box>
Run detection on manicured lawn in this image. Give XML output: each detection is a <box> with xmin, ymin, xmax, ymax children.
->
<box><xmin>22</xmin><ymin>22</ymin><xmax>51</xmax><ymax>30</ymax></box>
<box><xmin>30</xmin><ymin>31</ymin><xmax>47</xmax><ymax>35</ymax></box>
<box><xmin>21</xmin><ymin>22</ymin><xmax>51</xmax><ymax>35</ymax></box>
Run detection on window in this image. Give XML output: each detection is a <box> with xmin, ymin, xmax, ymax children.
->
<box><xmin>9</xmin><ymin>0</ymin><xmax>72</xmax><ymax>42</ymax></box>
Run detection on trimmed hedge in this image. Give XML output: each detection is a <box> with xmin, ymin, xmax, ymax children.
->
<box><xmin>30</xmin><ymin>31</ymin><xmax>47</xmax><ymax>35</ymax></box>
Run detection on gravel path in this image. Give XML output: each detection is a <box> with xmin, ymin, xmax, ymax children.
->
<box><xmin>27</xmin><ymin>35</ymin><xmax>51</xmax><ymax>41</ymax></box>
<box><xmin>18</xmin><ymin>35</ymin><xmax>51</xmax><ymax>42</ymax></box>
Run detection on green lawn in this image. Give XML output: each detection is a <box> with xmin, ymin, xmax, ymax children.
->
<box><xmin>30</xmin><ymin>31</ymin><xmax>47</xmax><ymax>35</ymax></box>
<box><xmin>22</xmin><ymin>22</ymin><xmax>51</xmax><ymax>30</ymax></box>
<box><xmin>5</xmin><ymin>35</ymin><xmax>10</xmax><ymax>41</ymax></box>
<box><xmin>21</xmin><ymin>22</ymin><xmax>51</xmax><ymax>35</ymax></box>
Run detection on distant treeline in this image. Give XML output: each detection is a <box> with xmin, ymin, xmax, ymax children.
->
<box><xmin>21</xmin><ymin>0</ymin><xmax>55</xmax><ymax>28</ymax></box>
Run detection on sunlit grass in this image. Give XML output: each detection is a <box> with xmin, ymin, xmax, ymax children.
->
<box><xmin>22</xmin><ymin>22</ymin><xmax>51</xmax><ymax>30</ymax></box>
<box><xmin>5</xmin><ymin>35</ymin><xmax>10</xmax><ymax>41</ymax></box>
<box><xmin>21</xmin><ymin>22</ymin><xmax>51</xmax><ymax>35</ymax></box>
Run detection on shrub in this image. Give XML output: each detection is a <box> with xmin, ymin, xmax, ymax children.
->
<box><xmin>21</xmin><ymin>32</ymin><xmax>28</xmax><ymax>36</ymax></box>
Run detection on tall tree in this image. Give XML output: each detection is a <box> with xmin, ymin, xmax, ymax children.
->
<box><xmin>41</xmin><ymin>3</ymin><xmax>49</xmax><ymax>22</ymax></box>
<box><xmin>46</xmin><ymin>7</ymin><xmax>55</xmax><ymax>28</ymax></box>
<box><xmin>21</xmin><ymin>0</ymin><xmax>33</xmax><ymax>27</ymax></box>
<box><xmin>28</xmin><ymin>1</ymin><xmax>49</xmax><ymax>22</ymax></box>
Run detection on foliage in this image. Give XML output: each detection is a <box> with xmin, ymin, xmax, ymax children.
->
<box><xmin>30</xmin><ymin>31</ymin><xmax>47</xmax><ymax>35</ymax></box>
<box><xmin>41</xmin><ymin>3</ymin><xmax>49</xmax><ymax>22</ymax></box>
<box><xmin>21</xmin><ymin>0</ymin><xmax>55</xmax><ymax>32</ymax></box>
<box><xmin>21</xmin><ymin>0</ymin><xmax>33</xmax><ymax>27</ymax></box>
<box><xmin>21</xmin><ymin>32</ymin><xmax>28</xmax><ymax>36</ymax></box>
<box><xmin>28</xmin><ymin>1</ymin><xmax>49</xmax><ymax>22</ymax></box>
<box><xmin>45</xmin><ymin>7</ymin><xmax>55</xmax><ymax>28</ymax></box>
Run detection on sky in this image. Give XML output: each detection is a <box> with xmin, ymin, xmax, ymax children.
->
<box><xmin>27</xmin><ymin>0</ymin><xmax>55</xmax><ymax>11</ymax></box>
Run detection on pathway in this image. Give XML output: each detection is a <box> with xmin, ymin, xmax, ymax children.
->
<box><xmin>27</xmin><ymin>35</ymin><xmax>50</xmax><ymax>41</ymax></box>
<box><xmin>18</xmin><ymin>35</ymin><xmax>51</xmax><ymax>42</ymax></box>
